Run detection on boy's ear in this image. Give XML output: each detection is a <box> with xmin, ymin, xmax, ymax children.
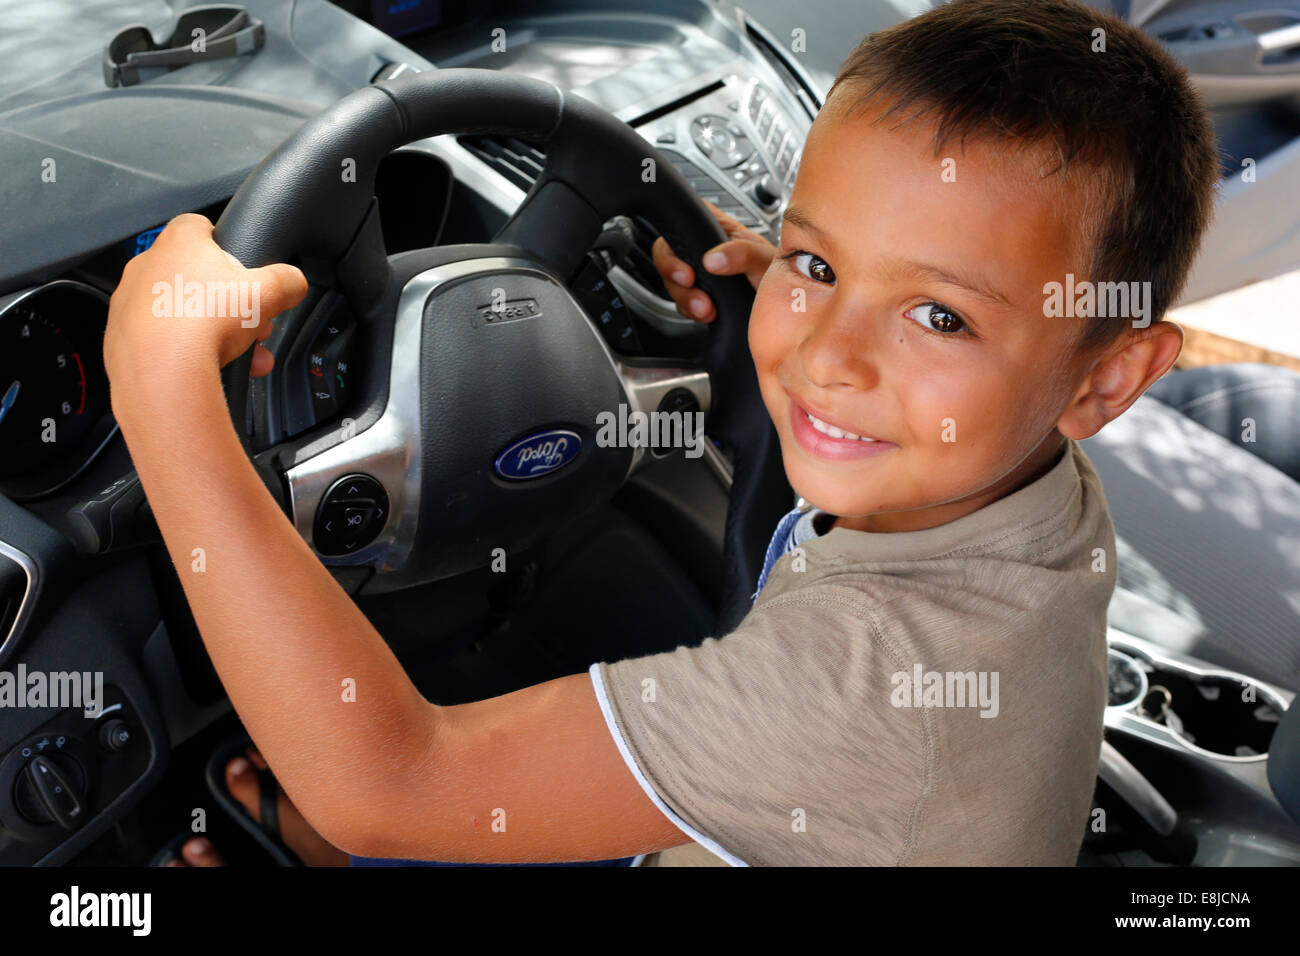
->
<box><xmin>1058</xmin><ymin>320</ymin><xmax>1184</xmax><ymax>441</ymax></box>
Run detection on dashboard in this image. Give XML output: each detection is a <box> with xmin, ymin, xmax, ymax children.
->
<box><xmin>331</xmin><ymin>1</ymin><xmax>477</xmax><ymax>42</ymax></box>
<box><xmin>0</xmin><ymin>0</ymin><xmax>819</xmax><ymax>863</ymax></box>
<box><xmin>0</xmin><ymin>0</ymin><xmax>817</xmax><ymax>503</ymax></box>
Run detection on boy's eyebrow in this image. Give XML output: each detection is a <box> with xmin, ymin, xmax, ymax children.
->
<box><xmin>781</xmin><ymin>205</ymin><xmax>834</xmax><ymax>248</ymax></box>
<box><xmin>781</xmin><ymin>205</ymin><xmax>1019</xmax><ymax>312</ymax></box>
<box><xmin>885</xmin><ymin>259</ymin><xmax>1019</xmax><ymax>312</ymax></box>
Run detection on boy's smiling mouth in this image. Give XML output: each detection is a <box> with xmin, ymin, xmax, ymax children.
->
<box><xmin>786</xmin><ymin>390</ymin><xmax>896</xmax><ymax>462</ymax></box>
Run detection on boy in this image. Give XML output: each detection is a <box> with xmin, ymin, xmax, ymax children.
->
<box><xmin>107</xmin><ymin>0</ymin><xmax>1219</xmax><ymax>866</ymax></box>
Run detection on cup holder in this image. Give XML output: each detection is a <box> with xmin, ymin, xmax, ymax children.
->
<box><xmin>1140</xmin><ymin>669</ymin><xmax>1282</xmax><ymax>757</ymax></box>
<box><xmin>1108</xmin><ymin>644</ymin><xmax>1285</xmax><ymax>757</ymax></box>
<box><xmin>1107</xmin><ymin>649</ymin><xmax>1148</xmax><ymax>709</ymax></box>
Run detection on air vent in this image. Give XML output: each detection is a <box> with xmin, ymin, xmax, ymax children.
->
<box><xmin>457</xmin><ymin>135</ymin><xmax>546</xmax><ymax>192</ymax></box>
<box><xmin>0</xmin><ymin>551</ymin><xmax>28</xmax><ymax>644</ymax></box>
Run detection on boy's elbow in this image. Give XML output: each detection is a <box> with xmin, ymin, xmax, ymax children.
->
<box><xmin>313</xmin><ymin>701</ymin><xmax>447</xmax><ymax>860</ymax></box>
<box><xmin>309</xmin><ymin>805</ymin><xmax>373</xmax><ymax>859</ymax></box>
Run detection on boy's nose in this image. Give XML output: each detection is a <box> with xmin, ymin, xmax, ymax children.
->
<box><xmin>795</xmin><ymin>305</ymin><xmax>880</xmax><ymax>392</ymax></box>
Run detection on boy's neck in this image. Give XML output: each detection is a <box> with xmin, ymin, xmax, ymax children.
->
<box><xmin>829</xmin><ymin>433</ymin><xmax>1069</xmax><ymax>534</ymax></box>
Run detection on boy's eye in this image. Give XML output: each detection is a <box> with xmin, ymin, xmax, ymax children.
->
<box><xmin>906</xmin><ymin>302</ymin><xmax>967</xmax><ymax>335</ymax></box>
<box><xmin>781</xmin><ymin>249</ymin><xmax>835</xmax><ymax>284</ymax></box>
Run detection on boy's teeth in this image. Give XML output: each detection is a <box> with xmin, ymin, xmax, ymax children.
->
<box><xmin>805</xmin><ymin>410</ymin><xmax>876</xmax><ymax>442</ymax></box>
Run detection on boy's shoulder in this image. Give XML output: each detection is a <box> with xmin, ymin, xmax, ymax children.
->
<box><xmin>596</xmin><ymin>440</ymin><xmax>1116</xmax><ymax>865</ymax></box>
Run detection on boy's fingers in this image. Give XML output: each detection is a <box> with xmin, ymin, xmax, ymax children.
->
<box><xmin>689</xmin><ymin>295</ymin><xmax>717</xmax><ymax>323</ymax></box>
<box><xmin>701</xmin><ymin>199</ymin><xmax>759</xmax><ymax>241</ymax></box>
<box><xmin>651</xmin><ymin>236</ymin><xmax>693</xmax><ymax>288</ymax></box>
<box><xmin>248</xmin><ymin>263</ymin><xmax>310</xmax><ymax>317</ymax></box>
<box><xmin>702</xmin><ymin>239</ymin><xmax>777</xmax><ymax>290</ymax></box>
<box><xmin>159</xmin><ymin>212</ymin><xmax>215</xmax><ymax>244</ymax></box>
<box><xmin>677</xmin><ymin>285</ymin><xmax>716</xmax><ymax>323</ymax></box>
<box><xmin>651</xmin><ymin>237</ymin><xmax>715</xmax><ymax>320</ymax></box>
<box><xmin>651</xmin><ymin>237</ymin><xmax>716</xmax><ymax>321</ymax></box>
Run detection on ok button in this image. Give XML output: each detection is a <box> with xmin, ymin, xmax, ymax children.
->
<box><xmin>312</xmin><ymin>473</ymin><xmax>390</xmax><ymax>556</ymax></box>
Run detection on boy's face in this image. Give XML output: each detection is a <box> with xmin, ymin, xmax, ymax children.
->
<box><xmin>749</xmin><ymin>93</ymin><xmax>1100</xmax><ymax>533</ymax></box>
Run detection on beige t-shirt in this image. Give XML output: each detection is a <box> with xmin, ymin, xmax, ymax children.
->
<box><xmin>590</xmin><ymin>439</ymin><xmax>1115</xmax><ymax>865</ymax></box>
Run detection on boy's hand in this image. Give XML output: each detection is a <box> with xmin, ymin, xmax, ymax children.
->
<box><xmin>103</xmin><ymin>213</ymin><xmax>308</xmax><ymax>400</ymax></box>
<box><xmin>651</xmin><ymin>199</ymin><xmax>776</xmax><ymax>323</ymax></box>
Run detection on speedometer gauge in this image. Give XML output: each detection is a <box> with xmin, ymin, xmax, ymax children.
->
<box><xmin>0</xmin><ymin>282</ymin><xmax>110</xmax><ymax>480</ymax></box>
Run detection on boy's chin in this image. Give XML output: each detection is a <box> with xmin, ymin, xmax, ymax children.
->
<box><xmin>785</xmin><ymin>470</ymin><xmax>880</xmax><ymax>520</ymax></box>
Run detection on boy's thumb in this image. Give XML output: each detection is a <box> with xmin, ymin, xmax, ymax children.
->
<box><xmin>248</xmin><ymin>263</ymin><xmax>310</xmax><ymax>314</ymax></box>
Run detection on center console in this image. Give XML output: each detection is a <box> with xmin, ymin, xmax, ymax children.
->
<box><xmin>1098</xmin><ymin>627</ymin><xmax>1299</xmax><ymax>864</ymax></box>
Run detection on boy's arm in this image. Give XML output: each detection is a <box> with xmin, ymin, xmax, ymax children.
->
<box><xmin>106</xmin><ymin>215</ymin><xmax>690</xmax><ymax>862</ymax></box>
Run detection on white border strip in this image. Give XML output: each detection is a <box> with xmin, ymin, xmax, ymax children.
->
<box><xmin>588</xmin><ymin>663</ymin><xmax>747</xmax><ymax>867</ymax></box>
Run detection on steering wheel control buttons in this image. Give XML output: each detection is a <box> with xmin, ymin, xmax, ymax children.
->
<box><xmin>307</xmin><ymin>320</ymin><xmax>356</xmax><ymax>424</ymax></box>
<box><xmin>313</xmin><ymin>474</ymin><xmax>389</xmax><ymax>556</ymax></box>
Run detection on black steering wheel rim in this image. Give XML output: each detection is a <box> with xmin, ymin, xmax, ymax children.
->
<box><xmin>213</xmin><ymin>67</ymin><xmax>790</xmax><ymax>634</ymax></box>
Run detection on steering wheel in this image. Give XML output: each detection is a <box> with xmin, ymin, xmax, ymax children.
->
<box><xmin>212</xmin><ymin>68</ymin><xmax>791</xmax><ymax>635</ymax></box>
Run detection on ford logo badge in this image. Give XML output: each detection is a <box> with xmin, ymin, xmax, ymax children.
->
<box><xmin>494</xmin><ymin>429</ymin><xmax>582</xmax><ymax>480</ymax></box>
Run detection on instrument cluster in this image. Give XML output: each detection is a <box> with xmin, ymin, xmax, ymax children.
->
<box><xmin>0</xmin><ymin>281</ymin><xmax>116</xmax><ymax>501</ymax></box>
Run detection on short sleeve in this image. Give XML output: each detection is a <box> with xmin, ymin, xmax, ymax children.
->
<box><xmin>590</xmin><ymin>587</ymin><xmax>930</xmax><ymax>866</ymax></box>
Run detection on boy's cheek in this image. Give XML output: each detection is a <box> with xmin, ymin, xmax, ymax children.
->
<box><xmin>746</xmin><ymin>285</ymin><xmax>790</xmax><ymax>365</ymax></box>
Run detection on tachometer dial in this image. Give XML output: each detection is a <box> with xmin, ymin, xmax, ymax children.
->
<box><xmin>0</xmin><ymin>282</ymin><xmax>110</xmax><ymax>479</ymax></box>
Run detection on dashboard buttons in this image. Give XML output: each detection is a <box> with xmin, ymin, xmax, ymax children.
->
<box><xmin>650</xmin><ymin>387</ymin><xmax>702</xmax><ymax>460</ymax></box>
<box><xmin>750</xmin><ymin>174</ymin><xmax>782</xmax><ymax>211</ymax></box>
<box><xmin>97</xmin><ymin>719</ymin><xmax>131</xmax><ymax>754</ymax></box>
<box><xmin>19</xmin><ymin>755</ymin><xmax>85</xmax><ymax>830</ymax></box>
<box><xmin>691</xmin><ymin>114</ymin><xmax>753</xmax><ymax>169</ymax></box>
<box><xmin>7</xmin><ymin>734</ymin><xmax>91</xmax><ymax>834</ymax></box>
<box><xmin>657</xmin><ymin>149</ymin><xmax>761</xmax><ymax>226</ymax></box>
<box><xmin>777</xmin><ymin>138</ymin><xmax>797</xmax><ymax>177</ymax></box>
<box><xmin>0</xmin><ymin>687</ymin><xmax>151</xmax><ymax>854</ymax></box>
<box><xmin>313</xmin><ymin>474</ymin><xmax>389</xmax><ymax>556</ymax></box>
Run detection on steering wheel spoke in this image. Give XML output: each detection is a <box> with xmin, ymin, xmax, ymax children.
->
<box><xmin>614</xmin><ymin>359</ymin><xmax>712</xmax><ymax>477</ymax></box>
<box><xmin>492</xmin><ymin>175</ymin><xmax>605</xmax><ymax>284</ymax></box>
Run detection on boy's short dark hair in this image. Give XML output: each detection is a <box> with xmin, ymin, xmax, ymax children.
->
<box><xmin>826</xmin><ymin>0</ymin><xmax>1222</xmax><ymax>352</ymax></box>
